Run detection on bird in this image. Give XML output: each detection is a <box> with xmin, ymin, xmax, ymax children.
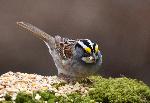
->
<box><xmin>16</xmin><ymin>22</ymin><xmax>102</xmax><ymax>81</ymax></box>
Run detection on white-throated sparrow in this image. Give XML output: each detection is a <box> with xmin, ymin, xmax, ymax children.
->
<box><xmin>17</xmin><ymin>22</ymin><xmax>102</xmax><ymax>80</ymax></box>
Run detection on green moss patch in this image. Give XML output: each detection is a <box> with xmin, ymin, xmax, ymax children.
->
<box><xmin>89</xmin><ymin>76</ymin><xmax>150</xmax><ymax>103</ymax></box>
<box><xmin>51</xmin><ymin>82</ymin><xmax>66</xmax><ymax>89</ymax></box>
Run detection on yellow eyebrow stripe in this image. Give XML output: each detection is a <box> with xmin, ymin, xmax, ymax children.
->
<box><xmin>85</xmin><ymin>47</ymin><xmax>91</xmax><ymax>53</ymax></box>
<box><xmin>95</xmin><ymin>44</ymin><xmax>99</xmax><ymax>53</ymax></box>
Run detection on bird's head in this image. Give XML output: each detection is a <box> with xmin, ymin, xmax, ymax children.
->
<box><xmin>75</xmin><ymin>39</ymin><xmax>102</xmax><ymax>64</ymax></box>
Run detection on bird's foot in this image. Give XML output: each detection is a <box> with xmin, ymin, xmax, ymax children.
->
<box><xmin>58</xmin><ymin>73</ymin><xmax>94</xmax><ymax>85</ymax></box>
<box><xmin>79</xmin><ymin>77</ymin><xmax>94</xmax><ymax>86</ymax></box>
<box><xmin>58</xmin><ymin>73</ymin><xmax>77</xmax><ymax>84</ymax></box>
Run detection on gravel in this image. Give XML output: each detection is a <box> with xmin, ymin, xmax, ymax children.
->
<box><xmin>0</xmin><ymin>71</ymin><xmax>89</xmax><ymax>101</ymax></box>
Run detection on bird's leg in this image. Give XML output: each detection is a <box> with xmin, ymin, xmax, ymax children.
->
<box><xmin>58</xmin><ymin>73</ymin><xmax>78</xmax><ymax>84</ymax></box>
<box><xmin>79</xmin><ymin>77</ymin><xmax>94</xmax><ymax>85</ymax></box>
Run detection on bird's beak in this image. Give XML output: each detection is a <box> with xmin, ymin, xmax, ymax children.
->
<box><xmin>89</xmin><ymin>54</ymin><xmax>97</xmax><ymax>63</ymax></box>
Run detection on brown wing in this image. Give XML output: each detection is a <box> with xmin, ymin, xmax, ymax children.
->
<box><xmin>54</xmin><ymin>36</ymin><xmax>76</xmax><ymax>59</ymax></box>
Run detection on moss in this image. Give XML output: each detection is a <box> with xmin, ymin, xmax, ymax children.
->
<box><xmin>0</xmin><ymin>101</ymin><xmax>13</xmax><ymax>103</ymax></box>
<box><xmin>52</xmin><ymin>82</ymin><xmax>66</xmax><ymax>89</ymax></box>
<box><xmin>56</xmin><ymin>93</ymin><xmax>93</xmax><ymax>103</ymax></box>
<box><xmin>13</xmin><ymin>91</ymin><xmax>56</xmax><ymax>103</ymax></box>
<box><xmin>4</xmin><ymin>94</ymin><xmax>11</xmax><ymax>101</ymax></box>
<box><xmin>89</xmin><ymin>76</ymin><xmax>150</xmax><ymax>103</ymax></box>
<box><xmin>2</xmin><ymin>76</ymin><xmax>150</xmax><ymax>103</ymax></box>
<box><xmin>37</xmin><ymin>91</ymin><xmax>56</xmax><ymax>102</ymax></box>
<box><xmin>15</xmin><ymin>92</ymin><xmax>36</xmax><ymax>103</ymax></box>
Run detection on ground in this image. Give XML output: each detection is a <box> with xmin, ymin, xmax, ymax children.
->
<box><xmin>0</xmin><ymin>72</ymin><xmax>150</xmax><ymax>103</ymax></box>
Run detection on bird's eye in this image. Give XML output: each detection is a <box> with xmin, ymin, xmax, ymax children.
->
<box><xmin>95</xmin><ymin>44</ymin><xmax>99</xmax><ymax>53</ymax></box>
<box><xmin>84</xmin><ymin>52</ymin><xmax>90</xmax><ymax>57</ymax></box>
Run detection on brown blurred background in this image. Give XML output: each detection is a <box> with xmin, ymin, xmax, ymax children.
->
<box><xmin>0</xmin><ymin>0</ymin><xmax>149</xmax><ymax>85</ymax></box>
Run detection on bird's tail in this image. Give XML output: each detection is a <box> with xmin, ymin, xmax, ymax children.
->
<box><xmin>16</xmin><ymin>21</ymin><xmax>54</xmax><ymax>43</ymax></box>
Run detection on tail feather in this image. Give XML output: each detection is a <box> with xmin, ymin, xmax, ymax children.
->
<box><xmin>16</xmin><ymin>21</ymin><xmax>54</xmax><ymax>42</ymax></box>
